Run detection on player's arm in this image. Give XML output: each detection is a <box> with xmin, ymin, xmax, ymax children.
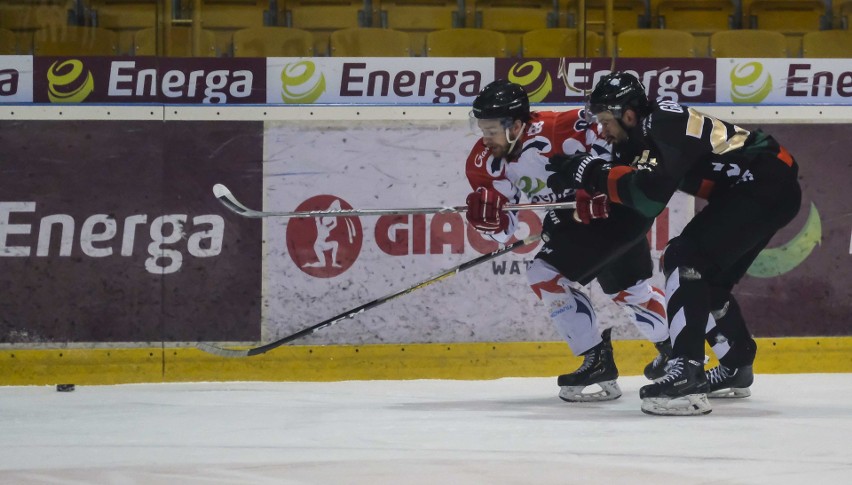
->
<box><xmin>464</xmin><ymin>143</ymin><xmax>519</xmax><ymax>241</ymax></box>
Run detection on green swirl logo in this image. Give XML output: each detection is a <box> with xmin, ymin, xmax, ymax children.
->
<box><xmin>281</xmin><ymin>60</ymin><xmax>325</xmax><ymax>104</ymax></box>
<box><xmin>508</xmin><ymin>61</ymin><xmax>552</xmax><ymax>103</ymax></box>
<box><xmin>47</xmin><ymin>60</ymin><xmax>94</xmax><ymax>103</ymax></box>
<box><xmin>730</xmin><ymin>62</ymin><xmax>772</xmax><ymax>104</ymax></box>
<box><xmin>747</xmin><ymin>203</ymin><xmax>821</xmax><ymax>278</ymax></box>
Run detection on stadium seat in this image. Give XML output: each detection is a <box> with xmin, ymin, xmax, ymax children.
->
<box><xmin>0</xmin><ymin>28</ymin><xmax>16</xmax><ymax>54</ymax></box>
<box><xmin>375</xmin><ymin>0</ymin><xmax>462</xmax><ymax>56</ymax></box>
<box><xmin>232</xmin><ymin>26</ymin><xmax>314</xmax><ymax>56</ymax></box>
<box><xmin>134</xmin><ymin>26</ymin><xmax>218</xmax><ymax>56</ymax></box>
<box><xmin>89</xmin><ymin>1</ymin><xmax>157</xmax><ymax>55</ymax></box>
<box><xmin>521</xmin><ymin>27</ymin><xmax>602</xmax><ymax>57</ymax></box>
<box><xmin>801</xmin><ymin>30</ymin><xmax>852</xmax><ymax>58</ymax></box>
<box><xmin>330</xmin><ymin>27</ymin><xmax>411</xmax><ymax>56</ymax></box>
<box><xmin>840</xmin><ymin>0</ymin><xmax>852</xmax><ymax>29</ymax></box>
<box><xmin>197</xmin><ymin>1</ymin><xmax>268</xmax><ymax>57</ymax></box>
<box><xmin>745</xmin><ymin>1</ymin><xmax>829</xmax><ymax>56</ymax></box>
<box><xmin>566</xmin><ymin>0</ymin><xmax>648</xmax><ymax>34</ymax></box>
<box><xmin>33</xmin><ymin>26</ymin><xmax>119</xmax><ymax>56</ymax></box>
<box><xmin>655</xmin><ymin>0</ymin><xmax>736</xmax><ymax>56</ymax></box>
<box><xmin>426</xmin><ymin>28</ymin><xmax>507</xmax><ymax>57</ymax></box>
<box><xmin>469</xmin><ymin>0</ymin><xmax>558</xmax><ymax>57</ymax></box>
<box><xmin>282</xmin><ymin>0</ymin><xmax>369</xmax><ymax>56</ymax></box>
<box><xmin>0</xmin><ymin>1</ymin><xmax>70</xmax><ymax>54</ymax></box>
<box><xmin>617</xmin><ymin>29</ymin><xmax>695</xmax><ymax>58</ymax></box>
<box><xmin>709</xmin><ymin>29</ymin><xmax>787</xmax><ymax>58</ymax></box>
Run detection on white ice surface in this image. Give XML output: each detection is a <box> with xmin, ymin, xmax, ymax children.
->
<box><xmin>1</xmin><ymin>374</ymin><xmax>851</xmax><ymax>484</ymax></box>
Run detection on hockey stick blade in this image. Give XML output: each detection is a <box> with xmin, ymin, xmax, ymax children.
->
<box><xmin>213</xmin><ymin>183</ymin><xmax>576</xmax><ymax>219</ymax></box>
<box><xmin>196</xmin><ymin>234</ymin><xmax>541</xmax><ymax>358</ymax></box>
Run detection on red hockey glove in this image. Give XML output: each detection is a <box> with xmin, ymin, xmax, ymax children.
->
<box><xmin>465</xmin><ymin>187</ymin><xmax>509</xmax><ymax>234</ymax></box>
<box><xmin>573</xmin><ymin>189</ymin><xmax>610</xmax><ymax>224</ymax></box>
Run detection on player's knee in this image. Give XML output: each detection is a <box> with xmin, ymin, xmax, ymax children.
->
<box><xmin>527</xmin><ymin>258</ymin><xmax>567</xmax><ymax>300</ymax></box>
<box><xmin>662</xmin><ymin>237</ymin><xmax>705</xmax><ymax>281</ymax></box>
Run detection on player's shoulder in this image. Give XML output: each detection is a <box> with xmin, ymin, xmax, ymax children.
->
<box><xmin>644</xmin><ymin>100</ymin><xmax>691</xmax><ymax>137</ymax></box>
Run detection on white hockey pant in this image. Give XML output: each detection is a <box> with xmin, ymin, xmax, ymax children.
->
<box><xmin>606</xmin><ymin>279</ymin><xmax>669</xmax><ymax>344</ymax></box>
<box><xmin>527</xmin><ymin>259</ymin><xmax>599</xmax><ymax>356</ymax></box>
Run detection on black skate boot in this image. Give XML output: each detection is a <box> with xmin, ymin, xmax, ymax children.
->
<box><xmin>640</xmin><ymin>357</ymin><xmax>711</xmax><ymax>416</ymax></box>
<box><xmin>706</xmin><ymin>364</ymin><xmax>754</xmax><ymax>398</ymax></box>
<box><xmin>643</xmin><ymin>340</ymin><xmax>673</xmax><ymax>381</ymax></box>
<box><xmin>558</xmin><ymin>329</ymin><xmax>621</xmax><ymax>402</ymax></box>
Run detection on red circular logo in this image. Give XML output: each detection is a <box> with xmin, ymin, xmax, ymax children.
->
<box><xmin>286</xmin><ymin>195</ymin><xmax>363</xmax><ymax>278</ymax></box>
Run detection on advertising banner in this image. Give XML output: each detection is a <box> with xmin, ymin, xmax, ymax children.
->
<box><xmin>266</xmin><ymin>57</ymin><xmax>494</xmax><ymax>105</ymax></box>
<box><xmin>715</xmin><ymin>58</ymin><xmax>852</xmax><ymax>105</ymax></box>
<box><xmin>0</xmin><ymin>55</ymin><xmax>33</xmax><ymax>103</ymax></box>
<box><xmin>0</xmin><ymin>121</ymin><xmax>263</xmax><ymax>343</ymax></box>
<box><xmin>31</xmin><ymin>57</ymin><xmax>266</xmax><ymax>104</ymax></box>
<box><xmin>495</xmin><ymin>57</ymin><xmax>717</xmax><ymax>105</ymax></box>
<box><xmin>734</xmin><ymin>124</ymin><xmax>852</xmax><ymax>336</ymax></box>
<box><xmin>260</xmin><ymin>120</ymin><xmax>690</xmax><ymax>345</ymax></box>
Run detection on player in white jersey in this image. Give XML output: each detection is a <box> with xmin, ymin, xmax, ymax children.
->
<box><xmin>463</xmin><ymin>79</ymin><xmax>671</xmax><ymax>402</ymax></box>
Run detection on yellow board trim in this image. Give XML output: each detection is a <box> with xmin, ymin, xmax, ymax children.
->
<box><xmin>2</xmin><ymin>337</ymin><xmax>851</xmax><ymax>386</ymax></box>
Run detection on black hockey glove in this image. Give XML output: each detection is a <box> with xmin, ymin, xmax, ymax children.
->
<box><xmin>545</xmin><ymin>153</ymin><xmax>609</xmax><ymax>194</ymax></box>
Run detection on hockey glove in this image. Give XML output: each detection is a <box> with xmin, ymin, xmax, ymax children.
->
<box><xmin>573</xmin><ymin>189</ymin><xmax>610</xmax><ymax>224</ymax></box>
<box><xmin>545</xmin><ymin>153</ymin><xmax>609</xmax><ymax>194</ymax></box>
<box><xmin>465</xmin><ymin>187</ymin><xmax>509</xmax><ymax>234</ymax></box>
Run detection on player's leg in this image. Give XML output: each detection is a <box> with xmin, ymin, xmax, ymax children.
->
<box><xmin>597</xmin><ymin>238</ymin><xmax>671</xmax><ymax>380</ymax></box>
<box><xmin>527</xmin><ymin>258</ymin><xmax>620</xmax><ymax>402</ymax></box>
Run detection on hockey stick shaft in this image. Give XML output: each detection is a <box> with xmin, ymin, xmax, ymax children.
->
<box><xmin>213</xmin><ymin>184</ymin><xmax>576</xmax><ymax>219</ymax></box>
<box><xmin>196</xmin><ymin>234</ymin><xmax>541</xmax><ymax>358</ymax></box>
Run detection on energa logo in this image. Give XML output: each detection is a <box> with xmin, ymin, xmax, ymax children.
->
<box><xmin>508</xmin><ymin>61</ymin><xmax>552</xmax><ymax>103</ymax></box>
<box><xmin>47</xmin><ymin>60</ymin><xmax>94</xmax><ymax>103</ymax></box>
<box><xmin>729</xmin><ymin>61</ymin><xmax>772</xmax><ymax>104</ymax></box>
<box><xmin>280</xmin><ymin>60</ymin><xmax>326</xmax><ymax>104</ymax></box>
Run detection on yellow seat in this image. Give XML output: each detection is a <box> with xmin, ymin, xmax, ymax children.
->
<box><xmin>283</xmin><ymin>1</ymin><xmax>369</xmax><ymax>56</ymax></box>
<box><xmin>426</xmin><ymin>28</ymin><xmax>507</xmax><ymax>57</ymax></box>
<box><xmin>617</xmin><ymin>29</ymin><xmax>695</xmax><ymax>58</ymax></box>
<box><xmin>469</xmin><ymin>1</ymin><xmax>558</xmax><ymax>57</ymax></box>
<box><xmin>330</xmin><ymin>27</ymin><xmax>411</xmax><ymax>56</ymax></box>
<box><xmin>0</xmin><ymin>2</ymin><xmax>69</xmax><ymax>54</ymax></box>
<box><xmin>198</xmin><ymin>1</ymin><xmax>267</xmax><ymax>56</ymax></box>
<box><xmin>710</xmin><ymin>29</ymin><xmax>787</xmax><ymax>58</ymax></box>
<box><xmin>746</xmin><ymin>1</ymin><xmax>828</xmax><ymax>56</ymax></box>
<box><xmin>90</xmin><ymin>1</ymin><xmax>158</xmax><ymax>55</ymax></box>
<box><xmin>134</xmin><ymin>27</ymin><xmax>218</xmax><ymax>57</ymax></box>
<box><xmin>34</xmin><ymin>26</ymin><xmax>119</xmax><ymax>56</ymax></box>
<box><xmin>567</xmin><ymin>0</ymin><xmax>648</xmax><ymax>34</ymax></box>
<box><xmin>0</xmin><ymin>28</ymin><xmax>16</xmax><ymax>54</ymax></box>
<box><xmin>655</xmin><ymin>0</ymin><xmax>736</xmax><ymax>56</ymax></box>
<box><xmin>521</xmin><ymin>28</ymin><xmax>602</xmax><ymax>57</ymax></box>
<box><xmin>840</xmin><ymin>0</ymin><xmax>852</xmax><ymax>29</ymax></box>
<box><xmin>801</xmin><ymin>30</ymin><xmax>852</xmax><ymax>58</ymax></box>
<box><xmin>233</xmin><ymin>26</ymin><xmax>314</xmax><ymax>56</ymax></box>
<box><xmin>375</xmin><ymin>1</ymin><xmax>462</xmax><ymax>56</ymax></box>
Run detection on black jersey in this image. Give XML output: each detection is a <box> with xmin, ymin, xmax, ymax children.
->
<box><xmin>599</xmin><ymin>100</ymin><xmax>797</xmax><ymax>218</ymax></box>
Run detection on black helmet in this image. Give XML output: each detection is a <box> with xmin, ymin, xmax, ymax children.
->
<box><xmin>587</xmin><ymin>72</ymin><xmax>649</xmax><ymax>118</ymax></box>
<box><xmin>472</xmin><ymin>79</ymin><xmax>530</xmax><ymax>122</ymax></box>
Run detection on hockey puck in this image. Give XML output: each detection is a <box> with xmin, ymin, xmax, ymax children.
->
<box><xmin>56</xmin><ymin>384</ymin><xmax>75</xmax><ymax>392</ymax></box>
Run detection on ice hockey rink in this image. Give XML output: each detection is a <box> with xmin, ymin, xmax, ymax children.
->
<box><xmin>1</xmin><ymin>374</ymin><xmax>850</xmax><ymax>484</ymax></box>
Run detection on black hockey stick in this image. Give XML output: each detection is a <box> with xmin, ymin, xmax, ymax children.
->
<box><xmin>213</xmin><ymin>183</ymin><xmax>577</xmax><ymax>219</ymax></box>
<box><xmin>196</xmin><ymin>234</ymin><xmax>541</xmax><ymax>358</ymax></box>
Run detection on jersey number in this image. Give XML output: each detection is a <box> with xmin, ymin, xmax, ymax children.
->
<box><xmin>685</xmin><ymin>108</ymin><xmax>750</xmax><ymax>155</ymax></box>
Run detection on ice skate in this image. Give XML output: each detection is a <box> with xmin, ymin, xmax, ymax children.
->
<box><xmin>640</xmin><ymin>357</ymin><xmax>712</xmax><ymax>416</ymax></box>
<box><xmin>558</xmin><ymin>331</ymin><xmax>621</xmax><ymax>402</ymax></box>
<box><xmin>643</xmin><ymin>340</ymin><xmax>672</xmax><ymax>381</ymax></box>
<box><xmin>706</xmin><ymin>364</ymin><xmax>754</xmax><ymax>398</ymax></box>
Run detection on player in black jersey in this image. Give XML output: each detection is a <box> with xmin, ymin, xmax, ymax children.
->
<box><xmin>546</xmin><ymin>72</ymin><xmax>802</xmax><ymax>416</ymax></box>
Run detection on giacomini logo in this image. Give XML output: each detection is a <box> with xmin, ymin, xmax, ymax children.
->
<box><xmin>281</xmin><ymin>60</ymin><xmax>326</xmax><ymax>104</ymax></box>
<box><xmin>47</xmin><ymin>60</ymin><xmax>94</xmax><ymax>103</ymax></box>
<box><xmin>730</xmin><ymin>61</ymin><xmax>772</xmax><ymax>104</ymax></box>
<box><xmin>508</xmin><ymin>61</ymin><xmax>552</xmax><ymax>103</ymax></box>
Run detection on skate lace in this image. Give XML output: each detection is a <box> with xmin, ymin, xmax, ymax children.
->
<box><xmin>657</xmin><ymin>358</ymin><xmax>685</xmax><ymax>384</ymax></box>
<box><xmin>706</xmin><ymin>365</ymin><xmax>732</xmax><ymax>385</ymax></box>
<box><xmin>576</xmin><ymin>352</ymin><xmax>597</xmax><ymax>373</ymax></box>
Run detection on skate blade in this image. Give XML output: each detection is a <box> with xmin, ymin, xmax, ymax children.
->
<box><xmin>708</xmin><ymin>387</ymin><xmax>751</xmax><ymax>399</ymax></box>
<box><xmin>641</xmin><ymin>394</ymin><xmax>712</xmax><ymax>416</ymax></box>
<box><xmin>559</xmin><ymin>380</ymin><xmax>622</xmax><ymax>403</ymax></box>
